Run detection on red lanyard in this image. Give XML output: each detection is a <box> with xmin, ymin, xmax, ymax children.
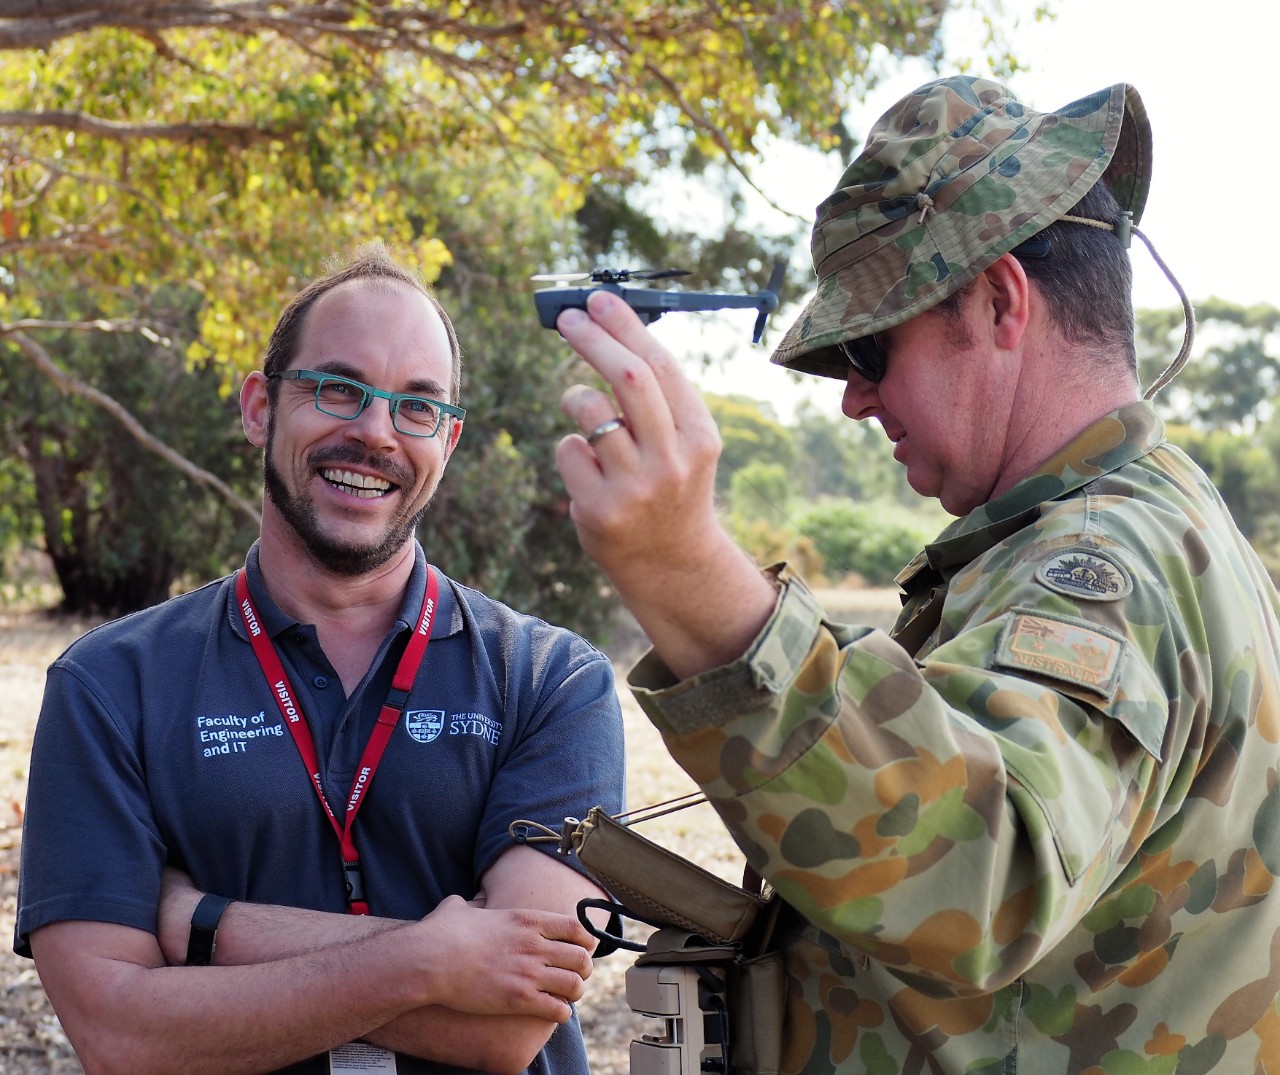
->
<box><xmin>234</xmin><ymin>567</ymin><xmax>439</xmax><ymax>914</ymax></box>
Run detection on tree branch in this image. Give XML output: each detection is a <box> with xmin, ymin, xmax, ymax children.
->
<box><xmin>0</xmin><ymin>109</ymin><xmax>283</xmax><ymax>147</ymax></box>
<box><xmin>0</xmin><ymin>1</ymin><xmax>308</xmax><ymax>49</ymax></box>
<box><xmin>3</xmin><ymin>317</ymin><xmax>172</xmax><ymax>343</ymax></box>
<box><xmin>0</xmin><ymin>1</ymin><xmax>526</xmax><ymax>51</ymax></box>
<box><xmin>5</xmin><ymin>328</ymin><xmax>262</xmax><ymax>528</ymax></box>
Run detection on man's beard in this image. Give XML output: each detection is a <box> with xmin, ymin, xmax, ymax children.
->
<box><xmin>262</xmin><ymin>428</ymin><xmax>430</xmax><ymax>577</ymax></box>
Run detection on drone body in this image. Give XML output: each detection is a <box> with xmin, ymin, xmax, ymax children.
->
<box><xmin>532</xmin><ymin>265</ymin><xmax>784</xmax><ymax>344</ymax></box>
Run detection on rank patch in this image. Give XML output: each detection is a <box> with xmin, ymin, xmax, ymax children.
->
<box><xmin>1036</xmin><ymin>548</ymin><xmax>1132</xmax><ymax>601</ymax></box>
<box><xmin>995</xmin><ymin>610</ymin><xmax>1125</xmax><ymax>699</ymax></box>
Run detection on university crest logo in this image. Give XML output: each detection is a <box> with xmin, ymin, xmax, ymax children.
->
<box><xmin>405</xmin><ymin>709</ymin><xmax>446</xmax><ymax>744</ymax></box>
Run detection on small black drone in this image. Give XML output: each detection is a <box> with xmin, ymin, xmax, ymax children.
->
<box><xmin>532</xmin><ymin>263</ymin><xmax>784</xmax><ymax>344</ymax></box>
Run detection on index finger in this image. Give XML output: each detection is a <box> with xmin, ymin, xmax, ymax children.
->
<box><xmin>556</xmin><ymin>291</ymin><xmax>712</xmax><ymax>440</ymax></box>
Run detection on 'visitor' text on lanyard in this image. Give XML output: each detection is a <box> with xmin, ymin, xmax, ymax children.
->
<box><xmin>235</xmin><ymin>568</ymin><xmax>439</xmax><ymax>914</ymax></box>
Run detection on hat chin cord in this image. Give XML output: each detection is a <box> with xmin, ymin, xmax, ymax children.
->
<box><xmin>1057</xmin><ymin>211</ymin><xmax>1195</xmax><ymax>399</ymax></box>
<box><xmin>1132</xmin><ymin>224</ymin><xmax>1196</xmax><ymax>399</ymax></box>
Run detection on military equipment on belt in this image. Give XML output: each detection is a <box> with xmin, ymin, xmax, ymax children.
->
<box><xmin>511</xmin><ymin>797</ymin><xmax>785</xmax><ymax>1075</ymax></box>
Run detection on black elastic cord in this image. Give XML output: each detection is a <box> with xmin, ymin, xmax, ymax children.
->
<box><xmin>576</xmin><ymin>897</ymin><xmax>644</xmax><ymax>956</ymax></box>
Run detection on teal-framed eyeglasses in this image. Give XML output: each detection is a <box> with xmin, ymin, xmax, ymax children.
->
<box><xmin>270</xmin><ymin>369</ymin><xmax>465</xmax><ymax>438</ymax></box>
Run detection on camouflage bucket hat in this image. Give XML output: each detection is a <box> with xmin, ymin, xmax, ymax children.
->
<box><xmin>771</xmin><ymin>75</ymin><xmax>1152</xmax><ymax>379</ymax></box>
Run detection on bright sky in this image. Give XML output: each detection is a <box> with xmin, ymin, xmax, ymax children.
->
<box><xmin>652</xmin><ymin>0</ymin><xmax>1280</xmax><ymax>420</ymax></box>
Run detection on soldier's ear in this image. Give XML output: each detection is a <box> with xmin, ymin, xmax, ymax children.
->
<box><xmin>982</xmin><ymin>254</ymin><xmax>1031</xmax><ymax>351</ymax></box>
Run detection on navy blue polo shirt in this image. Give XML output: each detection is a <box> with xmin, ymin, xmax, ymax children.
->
<box><xmin>16</xmin><ymin>541</ymin><xmax>625</xmax><ymax>1075</ymax></box>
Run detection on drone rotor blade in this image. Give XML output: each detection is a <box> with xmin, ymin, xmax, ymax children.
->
<box><xmin>530</xmin><ymin>272</ymin><xmax>591</xmax><ymax>283</ymax></box>
<box><xmin>764</xmin><ymin>260</ymin><xmax>786</xmax><ymax>297</ymax></box>
<box><xmin>751</xmin><ymin>260</ymin><xmax>788</xmax><ymax>344</ymax></box>
<box><xmin>629</xmin><ymin>268</ymin><xmax>692</xmax><ymax>281</ymax></box>
<box><xmin>752</xmin><ymin>308</ymin><xmax>769</xmax><ymax>345</ymax></box>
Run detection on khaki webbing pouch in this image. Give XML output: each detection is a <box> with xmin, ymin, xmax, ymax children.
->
<box><xmin>566</xmin><ymin>805</ymin><xmax>766</xmax><ymax>945</ymax></box>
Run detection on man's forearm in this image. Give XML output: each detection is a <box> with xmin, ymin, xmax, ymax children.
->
<box><xmin>367</xmin><ymin>1010</ymin><xmax>556</xmax><ymax>1073</ymax></box>
<box><xmin>40</xmin><ymin>894</ymin><xmax>591</xmax><ymax>1075</ymax></box>
<box><xmin>34</xmin><ymin>919</ymin><xmax>481</xmax><ymax>1075</ymax></box>
<box><xmin>159</xmin><ymin>888</ymin><xmax>565</xmax><ymax>1071</ymax></box>
<box><xmin>159</xmin><ymin>882</ymin><xmax>405</xmax><ymax>966</ymax></box>
<box><xmin>610</xmin><ymin>536</ymin><xmax>778</xmax><ymax>680</ymax></box>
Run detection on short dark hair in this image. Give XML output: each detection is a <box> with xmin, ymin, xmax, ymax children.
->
<box><xmin>262</xmin><ymin>240</ymin><xmax>463</xmax><ymax>403</ymax></box>
<box><xmin>934</xmin><ymin>181</ymin><xmax>1136</xmax><ymax>374</ymax></box>
<box><xmin>1018</xmin><ymin>181</ymin><xmax>1136</xmax><ymax>373</ymax></box>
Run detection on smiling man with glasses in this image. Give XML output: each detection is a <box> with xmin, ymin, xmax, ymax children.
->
<box><xmin>17</xmin><ymin>241</ymin><xmax>624</xmax><ymax>1075</ymax></box>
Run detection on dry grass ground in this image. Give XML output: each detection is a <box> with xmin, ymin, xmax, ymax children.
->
<box><xmin>0</xmin><ymin>611</ymin><xmax>102</xmax><ymax>1073</ymax></box>
<box><xmin>0</xmin><ymin>588</ymin><xmax>902</xmax><ymax>1074</ymax></box>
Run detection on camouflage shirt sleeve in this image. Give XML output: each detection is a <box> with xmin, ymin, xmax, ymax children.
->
<box><xmin>628</xmin><ymin>403</ymin><xmax>1280</xmax><ymax>1001</ymax></box>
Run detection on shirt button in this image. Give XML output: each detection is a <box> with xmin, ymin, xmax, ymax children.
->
<box><xmin>313</xmin><ymin>675</ymin><xmax>329</xmax><ymax>689</ymax></box>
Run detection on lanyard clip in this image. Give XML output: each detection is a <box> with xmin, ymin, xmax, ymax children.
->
<box><xmin>343</xmin><ymin>859</ymin><xmax>368</xmax><ymax>912</ymax></box>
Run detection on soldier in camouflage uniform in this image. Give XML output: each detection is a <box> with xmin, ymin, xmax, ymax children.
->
<box><xmin>554</xmin><ymin>75</ymin><xmax>1280</xmax><ymax>1073</ymax></box>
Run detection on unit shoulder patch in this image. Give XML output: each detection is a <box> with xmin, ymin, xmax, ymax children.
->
<box><xmin>1035</xmin><ymin>547</ymin><xmax>1132</xmax><ymax>602</ymax></box>
<box><xmin>995</xmin><ymin>609</ymin><xmax>1126</xmax><ymax>700</ymax></box>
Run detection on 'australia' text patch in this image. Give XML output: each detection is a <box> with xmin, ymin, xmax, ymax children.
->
<box><xmin>995</xmin><ymin>609</ymin><xmax>1126</xmax><ymax>700</ymax></box>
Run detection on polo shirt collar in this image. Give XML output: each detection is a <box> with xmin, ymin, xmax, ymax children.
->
<box><xmin>229</xmin><ymin>540</ymin><xmax>460</xmax><ymax>643</ymax></box>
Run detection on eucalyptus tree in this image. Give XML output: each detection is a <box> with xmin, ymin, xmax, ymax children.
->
<box><xmin>0</xmin><ymin>1</ymin><xmax>1009</xmax><ymax>620</ymax></box>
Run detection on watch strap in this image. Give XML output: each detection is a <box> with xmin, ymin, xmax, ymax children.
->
<box><xmin>184</xmin><ymin>892</ymin><xmax>233</xmax><ymax>966</ymax></box>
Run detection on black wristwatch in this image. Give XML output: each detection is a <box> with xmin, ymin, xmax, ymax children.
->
<box><xmin>184</xmin><ymin>893</ymin><xmax>233</xmax><ymax>966</ymax></box>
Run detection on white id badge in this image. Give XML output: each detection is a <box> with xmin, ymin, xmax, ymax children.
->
<box><xmin>329</xmin><ymin>1042</ymin><xmax>398</xmax><ymax>1072</ymax></box>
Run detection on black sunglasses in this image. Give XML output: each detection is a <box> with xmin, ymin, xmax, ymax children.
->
<box><xmin>836</xmin><ymin>334</ymin><xmax>888</xmax><ymax>383</ymax></box>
